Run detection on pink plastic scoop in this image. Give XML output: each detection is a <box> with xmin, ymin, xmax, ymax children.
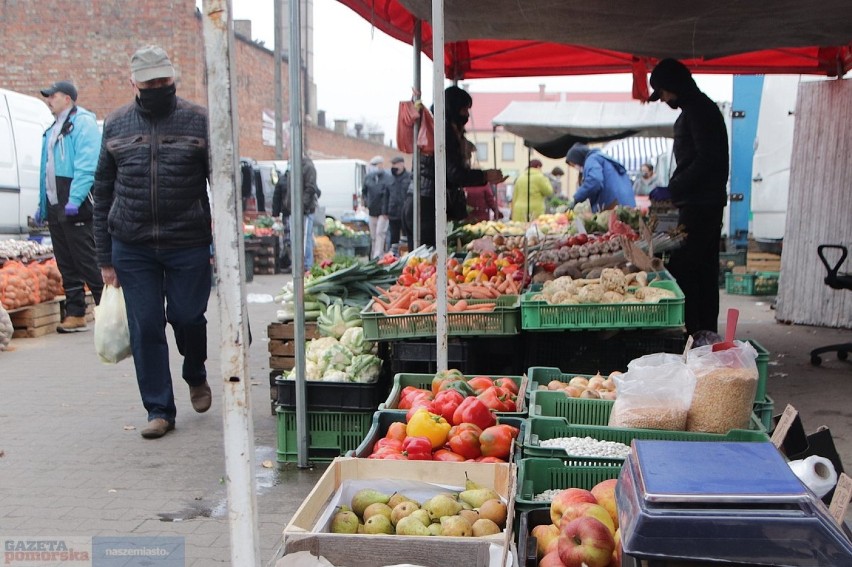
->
<box><xmin>712</xmin><ymin>308</ymin><xmax>740</xmax><ymax>351</ymax></box>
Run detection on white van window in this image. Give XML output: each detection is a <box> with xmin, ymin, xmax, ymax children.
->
<box><xmin>0</xmin><ymin>116</ymin><xmax>13</xmax><ymax>169</ymax></box>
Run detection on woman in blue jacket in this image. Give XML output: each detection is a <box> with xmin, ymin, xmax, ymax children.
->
<box><xmin>565</xmin><ymin>143</ymin><xmax>635</xmax><ymax>211</ymax></box>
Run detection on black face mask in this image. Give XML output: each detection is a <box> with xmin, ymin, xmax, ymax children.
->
<box><xmin>452</xmin><ymin>114</ymin><xmax>469</xmax><ymax>128</ymax></box>
<box><xmin>137</xmin><ymin>84</ymin><xmax>176</xmax><ymax>116</ymax></box>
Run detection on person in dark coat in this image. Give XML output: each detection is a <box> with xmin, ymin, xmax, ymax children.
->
<box><xmin>387</xmin><ymin>156</ymin><xmax>412</xmax><ymax>254</ymax></box>
<box><xmin>362</xmin><ymin>156</ymin><xmax>392</xmax><ymax>258</ymax></box>
<box><xmin>648</xmin><ymin>58</ymin><xmax>730</xmax><ymax>335</ymax></box>
<box><xmin>93</xmin><ymin>45</ymin><xmax>212</xmax><ymax>439</ymax></box>
<box><xmin>403</xmin><ymin>86</ymin><xmax>506</xmax><ymax>247</ymax></box>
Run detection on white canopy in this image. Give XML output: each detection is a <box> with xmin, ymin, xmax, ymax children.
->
<box><xmin>492</xmin><ymin>100</ymin><xmax>681</xmax><ymax>146</ymax></box>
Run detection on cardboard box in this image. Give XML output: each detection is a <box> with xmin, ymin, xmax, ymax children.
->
<box><xmin>283</xmin><ymin>457</ymin><xmax>517</xmax><ymax>566</ymax></box>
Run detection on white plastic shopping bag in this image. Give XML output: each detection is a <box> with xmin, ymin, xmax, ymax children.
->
<box><xmin>94</xmin><ymin>285</ymin><xmax>131</xmax><ymax>364</ymax></box>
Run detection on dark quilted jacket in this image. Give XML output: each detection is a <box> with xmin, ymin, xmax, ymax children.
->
<box><xmin>93</xmin><ymin>97</ymin><xmax>211</xmax><ymax>266</ymax></box>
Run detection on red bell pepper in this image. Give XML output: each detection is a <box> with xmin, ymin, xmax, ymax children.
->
<box><xmin>429</xmin><ymin>389</ymin><xmax>464</xmax><ymax>423</ymax></box>
<box><xmin>447</xmin><ymin>423</ymin><xmax>482</xmax><ymax>460</ymax></box>
<box><xmin>466</xmin><ymin>376</ymin><xmax>494</xmax><ymax>394</ymax></box>
<box><xmin>477</xmin><ymin>386</ymin><xmax>514</xmax><ymax>412</ymax></box>
<box><xmin>370</xmin><ymin>449</ymin><xmax>408</xmax><ymax>460</ymax></box>
<box><xmin>385</xmin><ymin>421</ymin><xmax>408</xmax><ymax>442</ymax></box>
<box><xmin>402</xmin><ymin>436</ymin><xmax>433</xmax><ymax>460</ymax></box>
<box><xmin>451</xmin><ymin>397</ymin><xmax>497</xmax><ymax>429</ymax></box>
<box><xmin>475</xmin><ymin>456</ymin><xmax>506</xmax><ymax>463</ymax></box>
<box><xmin>479</xmin><ymin>424</ymin><xmax>519</xmax><ymax>460</ymax></box>
<box><xmin>373</xmin><ymin>438</ymin><xmax>404</xmax><ymax>453</ymax></box>
<box><xmin>406</xmin><ymin>396</ymin><xmax>434</xmax><ymax>421</ymax></box>
<box><xmin>494</xmin><ymin>377</ymin><xmax>519</xmax><ymax>395</ymax></box>
<box><xmin>398</xmin><ymin>388</ymin><xmax>431</xmax><ymax>410</ymax></box>
<box><xmin>433</xmin><ymin>449</ymin><xmax>466</xmax><ymax>462</ymax></box>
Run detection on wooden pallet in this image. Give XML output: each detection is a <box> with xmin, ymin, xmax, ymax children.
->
<box><xmin>9</xmin><ymin>300</ymin><xmax>61</xmax><ymax>338</ymax></box>
<box><xmin>267</xmin><ymin>322</ymin><xmax>319</xmax><ymax>370</ymax></box>
<box><xmin>747</xmin><ymin>252</ymin><xmax>782</xmax><ymax>272</ymax></box>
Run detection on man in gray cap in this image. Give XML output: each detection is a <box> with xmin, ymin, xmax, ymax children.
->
<box><xmin>647</xmin><ymin>58</ymin><xmax>729</xmax><ymax>335</ymax></box>
<box><xmin>387</xmin><ymin>156</ymin><xmax>411</xmax><ymax>254</ymax></box>
<box><xmin>93</xmin><ymin>45</ymin><xmax>212</xmax><ymax>439</ymax></box>
<box><xmin>38</xmin><ymin>80</ymin><xmax>104</xmax><ymax>333</ymax></box>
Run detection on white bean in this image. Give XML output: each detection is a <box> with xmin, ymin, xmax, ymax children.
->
<box><xmin>539</xmin><ymin>436</ymin><xmax>631</xmax><ymax>458</ymax></box>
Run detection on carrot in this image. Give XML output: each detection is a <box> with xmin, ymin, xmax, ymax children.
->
<box><xmin>420</xmin><ymin>302</ymin><xmax>437</xmax><ymax>313</ymax></box>
<box><xmin>465</xmin><ymin>303</ymin><xmax>496</xmax><ymax>311</ymax></box>
<box><xmin>387</xmin><ymin>289</ymin><xmax>414</xmax><ymax>310</ymax></box>
<box><xmin>453</xmin><ymin>300</ymin><xmax>468</xmax><ymax>312</ymax></box>
<box><xmin>386</xmin><ymin>308</ymin><xmax>409</xmax><ymax>315</ymax></box>
<box><xmin>408</xmin><ymin>300</ymin><xmax>431</xmax><ymax>314</ymax></box>
<box><xmin>372</xmin><ymin>302</ymin><xmax>387</xmax><ymax>313</ymax></box>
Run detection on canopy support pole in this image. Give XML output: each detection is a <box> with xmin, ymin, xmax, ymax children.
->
<box><xmin>432</xmin><ymin>0</ymin><xmax>448</xmax><ymax>372</ymax></box>
<box><xmin>412</xmin><ymin>19</ymin><xmax>422</xmax><ymax>248</ymax></box>
<box><xmin>201</xmin><ymin>1</ymin><xmax>260</xmax><ymax>564</ymax></box>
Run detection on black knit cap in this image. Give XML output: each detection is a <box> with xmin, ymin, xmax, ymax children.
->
<box><xmin>445</xmin><ymin>85</ymin><xmax>473</xmax><ymax>117</ymax></box>
<box><xmin>649</xmin><ymin>58</ymin><xmax>697</xmax><ymax>101</ymax></box>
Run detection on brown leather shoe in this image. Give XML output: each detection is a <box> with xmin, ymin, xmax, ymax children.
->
<box><xmin>190</xmin><ymin>382</ymin><xmax>212</xmax><ymax>413</ymax></box>
<box><xmin>140</xmin><ymin>418</ymin><xmax>175</xmax><ymax>439</ymax></box>
<box><xmin>57</xmin><ymin>316</ymin><xmax>88</xmax><ymax>333</ymax></box>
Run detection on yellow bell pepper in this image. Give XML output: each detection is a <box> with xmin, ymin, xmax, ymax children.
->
<box><xmin>407</xmin><ymin>408</ymin><xmax>451</xmax><ymax>449</ymax></box>
<box><xmin>465</xmin><ymin>270</ymin><xmax>481</xmax><ymax>283</ymax></box>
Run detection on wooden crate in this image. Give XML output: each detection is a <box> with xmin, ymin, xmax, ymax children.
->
<box><xmin>267</xmin><ymin>322</ymin><xmax>320</xmax><ymax>370</ymax></box>
<box><xmin>9</xmin><ymin>300</ymin><xmax>61</xmax><ymax>338</ymax></box>
<box><xmin>268</xmin><ymin>339</ymin><xmax>296</xmax><ymax>356</ymax></box>
<box><xmin>270</xmin><ymin>355</ymin><xmax>296</xmax><ymax>370</ymax></box>
<box><xmin>747</xmin><ymin>252</ymin><xmax>781</xmax><ymax>272</ymax></box>
<box><xmin>267</xmin><ymin>321</ymin><xmax>319</xmax><ymax>340</ymax></box>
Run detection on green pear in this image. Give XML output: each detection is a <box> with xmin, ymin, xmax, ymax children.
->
<box><xmin>395</xmin><ymin>515</ymin><xmax>431</xmax><ymax>536</ymax></box>
<box><xmin>423</xmin><ymin>494</ymin><xmax>463</xmax><ymax>521</ymax></box>
<box><xmin>351</xmin><ymin>488</ymin><xmax>390</xmax><ymax>518</ymax></box>
<box><xmin>363</xmin><ymin>502</ymin><xmax>393</xmax><ymax>522</ymax></box>
<box><xmin>387</xmin><ymin>492</ymin><xmax>417</xmax><ymax>509</ymax></box>
<box><xmin>330</xmin><ymin>509</ymin><xmax>359</xmax><ymax>534</ymax></box>
<box><xmin>458</xmin><ymin>488</ymin><xmax>500</xmax><ymax>509</ymax></box>
<box><xmin>472</xmin><ymin>518</ymin><xmax>501</xmax><ymax>537</ymax></box>
<box><xmin>390</xmin><ymin>501</ymin><xmax>420</xmax><ymax>526</ymax></box>
<box><xmin>363</xmin><ymin>514</ymin><xmax>394</xmax><ymax>535</ymax></box>
<box><xmin>440</xmin><ymin>515</ymin><xmax>473</xmax><ymax>537</ymax></box>
<box><xmin>427</xmin><ymin>523</ymin><xmax>443</xmax><ymax>536</ymax></box>
<box><xmin>409</xmin><ymin>509</ymin><xmax>432</xmax><ymax>526</ymax></box>
<box><xmin>357</xmin><ymin>523</ymin><xmax>365</xmax><ymax>534</ymax></box>
<box><xmin>465</xmin><ymin>473</ymin><xmax>483</xmax><ymax>491</ymax></box>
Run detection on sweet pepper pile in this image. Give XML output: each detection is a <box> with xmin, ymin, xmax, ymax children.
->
<box><xmin>397</xmin><ymin>369</ymin><xmax>520</xmax><ymax>416</ymax></box>
<box><xmin>396</xmin><ymin>251</ymin><xmax>524</xmax><ymax>288</ymax></box>
<box><xmin>368</xmin><ymin>408</ymin><xmax>520</xmax><ymax>462</ymax></box>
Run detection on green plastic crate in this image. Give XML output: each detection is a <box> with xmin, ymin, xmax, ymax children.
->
<box><xmin>516</xmin><ymin>457</ymin><xmax>621</xmax><ymax>514</ymax></box>
<box><xmin>754</xmin><ymin>395</ymin><xmax>775</xmax><ymax>432</ymax></box>
<box><xmin>379</xmin><ymin>373</ymin><xmax>527</xmax><ymax>417</ymax></box>
<box><xmin>526</xmin><ymin>368</ymin><xmax>601</xmax><ymax>399</ymax></box>
<box><xmin>522</xmin><ymin>416</ymin><xmax>768</xmax><ymax>465</ymax></box>
<box><xmin>748</xmin><ymin>339</ymin><xmax>770</xmax><ymax>403</ymax></box>
<box><xmin>360</xmin><ymin>294</ymin><xmax>520</xmax><ymax>341</ymax></box>
<box><xmin>725</xmin><ymin>271</ymin><xmax>780</xmax><ymax>295</ymax></box>
<box><xmin>275</xmin><ymin>406</ymin><xmax>373</xmax><ymax>463</ymax></box>
<box><xmin>521</xmin><ymin>280</ymin><xmax>685</xmax><ymax>331</ymax></box>
<box><xmin>529</xmin><ymin>390</ymin><xmax>615</xmax><ymax>424</ymax></box>
<box><xmin>348</xmin><ymin>410</ymin><xmax>526</xmax><ymax>460</ymax></box>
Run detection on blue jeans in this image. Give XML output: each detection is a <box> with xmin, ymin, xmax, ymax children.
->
<box><xmin>290</xmin><ymin>214</ymin><xmax>314</xmax><ymax>270</ymax></box>
<box><xmin>112</xmin><ymin>239</ymin><xmax>212</xmax><ymax>423</ymax></box>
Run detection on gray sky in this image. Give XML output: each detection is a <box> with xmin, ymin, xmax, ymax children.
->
<box><xmin>226</xmin><ymin>0</ymin><xmax>733</xmax><ymax>146</ymax></box>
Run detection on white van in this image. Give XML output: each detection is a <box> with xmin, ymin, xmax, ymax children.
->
<box><xmin>256</xmin><ymin>158</ymin><xmax>368</xmax><ymax>221</ymax></box>
<box><xmin>0</xmin><ymin>88</ymin><xmax>54</xmax><ymax>238</ymax></box>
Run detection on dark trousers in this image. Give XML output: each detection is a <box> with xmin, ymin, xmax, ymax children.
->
<box><xmin>47</xmin><ymin>204</ymin><xmax>103</xmax><ymax>316</ymax></box>
<box><xmin>388</xmin><ymin>218</ymin><xmax>402</xmax><ymax>247</ymax></box>
<box><xmin>667</xmin><ymin>205</ymin><xmax>723</xmax><ymax>335</ymax></box>
<box><xmin>111</xmin><ymin>239</ymin><xmax>212</xmax><ymax>423</ymax></box>
<box><xmin>403</xmin><ymin>194</ymin><xmax>437</xmax><ymax>248</ymax></box>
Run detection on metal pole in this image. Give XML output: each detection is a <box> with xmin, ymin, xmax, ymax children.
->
<box><xmin>201</xmin><ymin>1</ymin><xmax>260</xmax><ymax>564</ymax></box>
<box><xmin>433</xmin><ymin>0</ymin><xmax>448</xmax><ymax>372</ymax></box>
<box><xmin>274</xmin><ymin>0</ymin><xmax>284</xmax><ymax>159</ymax></box>
<box><xmin>412</xmin><ymin>19</ymin><xmax>422</xmax><ymax>248</ymax></box>
<box><xmin>289</xmin><ymin>0</ymin><xmax>309</xmax><ymax>468</ymax></box>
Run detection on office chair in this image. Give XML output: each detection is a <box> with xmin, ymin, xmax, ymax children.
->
<box><xmin>810</xmin><ymin>244</ymin><xmax>852</xmax><ymax>366</ymax></box>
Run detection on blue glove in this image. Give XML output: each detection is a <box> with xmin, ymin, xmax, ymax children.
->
<box><xmin>33</xmin><ymin>207</ymin><xmax>44</xmax><ymax>226</ymax></box>
<box><xmin>64</xmin><ymin>202</ymin><xmax>79</xmax><ymax>217</ymax></box>
<box><xmin>649</xmin><ymin>186</ymin><xmax>672</xmax><ymax>201</ymax></box>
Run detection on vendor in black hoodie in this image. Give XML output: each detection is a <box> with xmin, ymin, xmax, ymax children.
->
<box><xmin>648</xmin><ymin>58</ymin><xmax>729</xmax><ymax>335</ymax></box>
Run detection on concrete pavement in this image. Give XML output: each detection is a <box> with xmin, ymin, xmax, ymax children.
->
<box><xmin>1</xmin><ymin>274</ymin><xmax>850</xmax><ymax>565</ymax></box>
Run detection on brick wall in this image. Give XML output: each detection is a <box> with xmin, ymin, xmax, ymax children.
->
<box><xmin>0</xmin><ymin>0</ymin><xmax>392</xmax><ymax>161</ymax></box>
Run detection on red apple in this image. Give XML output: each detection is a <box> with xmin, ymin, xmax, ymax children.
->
<box><xmin>550</xmin><ymin>488</ymin><xmax>597</xmax><ymax>525</ymax></box>
<box><xmin>558</xmin><ymin>502</ymin><xmax>615</xmax><ymax>535</ymax></box>
<box><xmin>539</xmin><ymin>550</ymin><xmax>566</xmax><ymax>567</ymax></box>
<box><xmin>531</xmin><ymin>523</ymin><xmax>560</xmax><ymax>559</ymax></box>
<box><xmin>590</xmin><ymin>478</ymin><xmax>619</xmax><ymax>529</ymax></box>
<box><xmin>558</xmin><ymin>516</ymin><xmax>616</xmax><ymax>567</ymax></box>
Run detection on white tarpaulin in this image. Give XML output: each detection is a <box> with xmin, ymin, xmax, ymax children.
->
<box><xmin>492</xmin><ymin>100</ymin><xmax>680</xmax><ymax>145</ymax></box>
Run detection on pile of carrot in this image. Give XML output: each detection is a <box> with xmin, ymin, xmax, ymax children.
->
<box><xmin>370</xmin><ymin>284</ymin><xmax>499</xmax><ymax>315</ymax></box>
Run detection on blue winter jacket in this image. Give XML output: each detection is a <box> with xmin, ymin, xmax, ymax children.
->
<box><xmin>39</xmin><ymin>105</ymin><xmax>101</xmax><ymax>218</ymax></box>
<box><xmin>573</xmin><ymin>150</ymin><xmax>636</xmax><ymax>212</ymax></box>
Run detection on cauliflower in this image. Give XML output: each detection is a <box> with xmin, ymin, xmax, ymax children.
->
<box><xmin>321</xmin><ymin>343</ymin><xmax>353</xmax><ymax>371</ymax></box>
<box><xmin>600</xmin><ymin>268</ymin><xmax>628</xmax><ymax>294</ymax></box>
<box><xmin>306</xmin><ymin>337</ymin><xmax>339</xmax><ymax>363</ymax></box>
<box><xmin>339</xmin><ymin>326</ymin><xmax>373</xmax><ymax>355</ymax></box>
<box><xmin>348</xmin><ymin>354</ymin><xmax>383</xmax><ymax>383</ymax></box>
<box><xmin>323</xmin><ymin>369</ymin><xmax>350</xmax><ymax>382</ymax></box>
<box><xmin>577</xmin><ymin>283</ymin><xmax>605</xmax><ymax>303</ymax></box>
<box><xmin>305</xmin><ymin>360</ymin><xmax>324</xmax><ymax>381</ymax></box>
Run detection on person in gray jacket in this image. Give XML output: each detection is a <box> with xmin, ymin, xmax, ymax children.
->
<box><xmin>362</xmin><ymin>156</ymin><xmax>392</xmax><ymax>258</ymax></box>
<box><xmin>387</xmin><ymin>156</ymin><xmax>411</xmax><ymax>254</ymax></box>
<box><xmin>93</xmin><ymin>45</ymin><xmax>212</xmax><ymax>440</ymax></box>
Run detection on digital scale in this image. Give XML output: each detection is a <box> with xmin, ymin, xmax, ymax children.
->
<box><xmin>616</xmin><ymin>441</ymin><xmax>852</xmax><ymax>566</ymax></box>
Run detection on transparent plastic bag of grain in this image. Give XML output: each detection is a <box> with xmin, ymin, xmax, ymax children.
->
<box><xmin>609</xmin><ymin>354</ymin><xmax>696</xmax><ymax>431</ymax></box>
<box><xmin>686</xmin><ymin>340</ymin><xmax>758</xmax><ymax>433</ymax></box>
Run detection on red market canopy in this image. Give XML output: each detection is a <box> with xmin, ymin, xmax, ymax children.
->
<box><xmin>338</xmin><ymin>0</ymin><xmax>852</xmax><ymax>89</ymax></box>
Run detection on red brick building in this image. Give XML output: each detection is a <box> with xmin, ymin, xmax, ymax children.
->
<box><xmin>0</xmin><ymin>0</ymin><xmax>393</xmax><ymax>161</ymax></box>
